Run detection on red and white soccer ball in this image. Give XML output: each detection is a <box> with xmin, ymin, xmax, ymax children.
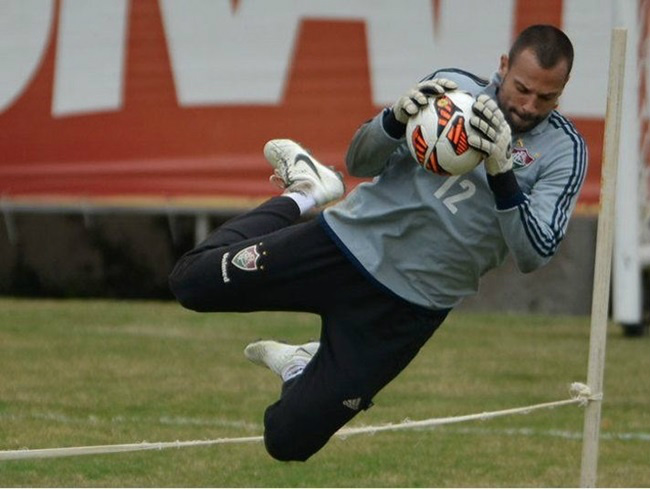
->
<box><xmin>406</xmin><ymin>90</ymin><xmax>483</xmax><ymax>176</ymax></box>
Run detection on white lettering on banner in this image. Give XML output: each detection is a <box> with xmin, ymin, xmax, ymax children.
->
<box><xmin>0</xmin><ymin>0</ymin><xmax>54</xmax><ymax>113</ymax></box>
<box><xmin>297</xmin><ymin>0</ymin><xmax>514</xmax><ymax>104</ymax></box>
<box><xmin>0</xmin><ymin>0</ymin><xmax>620</xmax><ymax>117</ymax></box>
<box><xmin>400</xmin><ymin>0</ymin><xmax>513</xmax><ymax>85</ymax></box>
<box><xmin>53</xmin><ymin>0</ymin><xmax>129</xmax><ymax>116</ymax></box>
<box><xmin>159</xmin><ymin>0</ymin><xmax>512</xmax><ymax>106</ymax></box>
<box><xmin>159</xmin><ymin>0</ymin><xmax>301</xmax><ymax>106</ymax></box>
<box><xmin>560</xmin><ymin>0</ymin><xmax>612</xmax><ymax>117</ymax></box>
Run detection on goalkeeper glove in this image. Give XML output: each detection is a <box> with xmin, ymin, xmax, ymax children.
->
<box><xmin>468</xmin><ymin>94</ymin><xmax>513</xmax><ymax>175</ymax></box>
<box><xmin>391</xmin><ymin>78</ymin><xmax>458</xmax><ymax>124</ymax></box>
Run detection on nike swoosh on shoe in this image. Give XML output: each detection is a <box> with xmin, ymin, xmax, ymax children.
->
<box><xmin>295</xmin><ymin>154</ymin><xmax>322</xmax><ymax>180</ymax></box>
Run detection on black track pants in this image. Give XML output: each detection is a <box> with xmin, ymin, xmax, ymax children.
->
<box><xmin>169</xmin><ymin>197</ymin><xmax>448</xmax><ymax>461</ymax></box>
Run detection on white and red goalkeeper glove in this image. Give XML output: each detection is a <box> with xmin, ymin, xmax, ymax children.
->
<box><xmin>391</xmin><ymin>78</ymin><xmax>458</xmax><ymax>124</ymax></box>
<box><xmin>468</xmin><ymin>94</ymin><xmax>513</xmax><ymax>175</ymax></box>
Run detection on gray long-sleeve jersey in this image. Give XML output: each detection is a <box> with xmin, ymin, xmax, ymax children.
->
<box><xmin>321</xmin><ymin>69</ymin><xmax>588</xmax><ymax>310</ymax></box>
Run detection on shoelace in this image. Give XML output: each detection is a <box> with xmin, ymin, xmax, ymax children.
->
<box><xmin>268</xmin><ymin>158</ymin><xmax>296</xmax><ymax>189</ymax></box>
<box><xmin>269</xmin><ymin>171</ymin><xmax>288</xmax><ymax>189</ymax></box>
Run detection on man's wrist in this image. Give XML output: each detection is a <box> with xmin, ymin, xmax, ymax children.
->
<box><xmin>382</xmin><ymin>108</ymin><xmax>407</xmax><ymax>139</ymax></box>
<box><xmin>487</xmin><ymin>170</ymin><xmax>525</xmax><ymax>209</ymax></box>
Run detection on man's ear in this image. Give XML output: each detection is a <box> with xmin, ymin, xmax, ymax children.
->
<box><xmin>498</xmin><ymin>54</ymin><xmax>509</xmax><ymax>78</ymax></box>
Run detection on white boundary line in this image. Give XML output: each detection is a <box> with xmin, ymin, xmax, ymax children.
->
<box><xmin>0</xmin><ymin>383</ymin><xmax>597</xmax><ymax>461</ymax></box>
<box><xmin>0</xmin><ymin>412</ymin><xmax>261</xmax><ymax>431</ymax></box>
<box><xmin>433</xmin><ymin>426</ymin><xmax>650</xmax><ymax>443</ymax></box>
<box><xmin>5</xmin><ymin>412</ymin><xmax>648</xmax><ymax>443</ymax></box>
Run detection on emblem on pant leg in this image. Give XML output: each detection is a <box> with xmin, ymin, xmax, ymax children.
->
<box><xmin>231</xmin><ymin>244</ymin><xmax>264</xmax><ymax>272</ymax></box>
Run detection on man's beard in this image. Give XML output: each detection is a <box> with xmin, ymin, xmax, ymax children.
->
<box><xmin>501</xmin><ymin>105</ymin><xmax>545</xmax><ymax>133</ymax></box>
<box><xmin>495</xmin><ymin>89</ymin><xmax>546</xmax><ymax>133</ymax></box>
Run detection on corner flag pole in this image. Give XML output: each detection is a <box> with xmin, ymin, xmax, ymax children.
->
<box><xmin>579</xmin><ymin>27</ymin><xmax>627</xmax><ymax>488</ymax></box>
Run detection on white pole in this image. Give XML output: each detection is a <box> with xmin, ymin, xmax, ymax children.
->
<box><xmin>579</xmin><ymin>28</ymin><xmax>627</xmax><ymax>488</ymax></box>
<box><xmin>612</xmin><ymin>0</ymin><xmax>643</xmax><ymax>328</ymax></box>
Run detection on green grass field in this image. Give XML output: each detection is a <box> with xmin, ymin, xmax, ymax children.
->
<box><xmin>0</xmin><ymin>297</ymin><xmax>648</xmax><ymax>487</ymax></box>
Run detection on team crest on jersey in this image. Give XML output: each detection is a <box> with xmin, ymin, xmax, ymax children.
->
<box><xmin>512</xmin><ymin>139</ymin><xmax>538</xmax><ymax>170</ymax></box>
<box><xmin>232</xmin><ymin>244</ymin><xmax>262</xmax><ymax>272</ymax></box>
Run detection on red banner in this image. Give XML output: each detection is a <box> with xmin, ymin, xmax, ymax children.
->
<box><xmin>0</xmin><ymin>1</ymin><xmax>606</xmax><ymax>208</ymax></box>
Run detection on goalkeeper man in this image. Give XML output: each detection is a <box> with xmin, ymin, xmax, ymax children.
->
<box><xmin>169</xmin><ymin>24</ymin><xmax>586</xmax><ymax>461</ymax></box>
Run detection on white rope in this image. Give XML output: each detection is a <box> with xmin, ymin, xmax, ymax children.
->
<box><xmin>337</xmin><ymin>382</ymin><xmax>596</xmax><ymax>438</ymax></box>
<box><xmin>0</xmin><ymin>436</ymin><xmax>264</xmax><ymax>461</ymax></box>
<box><xmin>0</xmin><ymin>382</ymin><xmax>597</xmax><ymax>462</ymax></box>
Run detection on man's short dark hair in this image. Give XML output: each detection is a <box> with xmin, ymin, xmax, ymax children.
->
<box><xmin>509</xmin><ymin>24</ymin><xmax>574</xmax><ymax>78</ymax></box>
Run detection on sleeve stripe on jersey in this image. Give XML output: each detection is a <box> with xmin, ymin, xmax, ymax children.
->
<box><xmin>517</xmin><ymin>113</ymin><xmax>588</xmax><ymax>257</ymax></box>
<box><xmin>550</xmin><ymin>113</ymin><xmax>588</xmax><ymax>233</ymax></box>
<box><xmin>518</xmin><ymin>198</ymin><xmax>557</xmax><ymax>257</ymax></box>
<box><xmin>524</xmin><ymin>114</ymin><xmax>587</xmax><ymax>254</ymax></box>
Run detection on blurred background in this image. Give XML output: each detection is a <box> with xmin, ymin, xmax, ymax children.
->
<box><xmin>0</xmin><ymin>0</ymin><xmax>647</xmax><ymax>333</ymax></box>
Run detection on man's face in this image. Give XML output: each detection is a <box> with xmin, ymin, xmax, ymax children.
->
<box><xmin>496</xmin><ymin>48</ymin><xmax>569</xmax><ymax>133</ymax></box>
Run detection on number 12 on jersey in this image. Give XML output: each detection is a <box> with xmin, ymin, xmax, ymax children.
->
<box><xmin>433</xmin><ymin>176</ymin><xmax>477</xmax><ymax>214</ymax></box>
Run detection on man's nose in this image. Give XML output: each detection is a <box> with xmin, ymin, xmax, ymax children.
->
<box><xmin>520</xmin><ymin>94</ymin><xmax>539</xmax><ymax>116</ymax></box>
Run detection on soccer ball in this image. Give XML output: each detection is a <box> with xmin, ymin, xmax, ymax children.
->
<box><xmin>406</xmin><ymin>90</ymin><xmax>483</xmax><ymax>176</ymax></box>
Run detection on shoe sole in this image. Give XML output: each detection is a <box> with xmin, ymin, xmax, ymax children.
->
<box><xmin>244</xmin><ymin>340</ymin><xmax>320</xmax><ymax>370</ymax></box>
<box><xmin>243</xmin><ymin>341</ymin><xmax>273</xmax><ymax>368</ymax></box>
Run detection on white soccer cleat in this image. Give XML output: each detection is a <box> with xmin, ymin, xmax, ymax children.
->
<box><xmin>244</xmin><ymin>340</ymin><xmax>320</xmax><ymax>381</ymax></box>
<box><xmin>264</xmin><ymin>139</ymin><xmax>345</xmax><ymax>206</ymax></box>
